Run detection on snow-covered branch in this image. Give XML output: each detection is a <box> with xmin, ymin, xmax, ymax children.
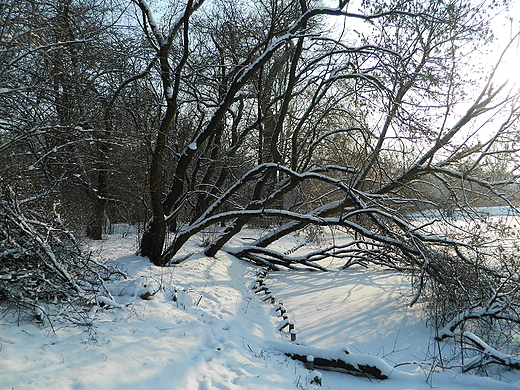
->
<box><xmin>0</xmin><ymin>186</ymin><xmax>120</xmax><ymax>322</ymax></box>
<box><xmin>462</xmin><ymin>332</ymin><xmax>520</xmax><ymax>372</ymax></box>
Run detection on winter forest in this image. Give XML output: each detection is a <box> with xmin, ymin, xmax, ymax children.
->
<box><xmin>2</xmin><ymin>0</ymin><xmax>520</xmax><ymax>388</ymax></box>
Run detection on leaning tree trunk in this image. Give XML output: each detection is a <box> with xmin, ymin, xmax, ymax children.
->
<box><xmin>137</xmin><ymin>0</ymin><xmax>195</xmax><ymax>264</ymax></box>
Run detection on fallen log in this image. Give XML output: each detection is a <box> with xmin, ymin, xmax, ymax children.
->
<box><xmin>268</xmin><ymin>342</ymin><xmax>392</xmax><ymax>380</ymax></box>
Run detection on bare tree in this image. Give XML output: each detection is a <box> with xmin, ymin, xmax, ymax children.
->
<box><xmin>0</xmin><ymin>0</ymin><xmax>153</xmax><ymax>235</ymax></box>
<box><xmin>133</xmin><ymin>4</ymin><xmax>520</xmax><ymax>363</ymax></box>
<box><xmin>135</xmin><ymin>0</ymin><xmax>519</xmax><ymax>268</ymax></box>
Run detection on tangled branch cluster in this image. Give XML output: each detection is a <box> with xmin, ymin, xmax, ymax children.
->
<box><xmin>0</xmin><ymin>186</ymin><xmax>119</xmax><ymax>323</ymax></box>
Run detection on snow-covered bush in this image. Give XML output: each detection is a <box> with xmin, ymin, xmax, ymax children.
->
<box><xmin>421</xmin><ymin>215</ymin><xmax>520</xmax><ymax>374</ymax></box>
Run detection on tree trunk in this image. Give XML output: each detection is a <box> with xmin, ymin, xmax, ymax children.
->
<box><xmin>140</xmin><ymin>216</ymin><xmax>167</xmax><ymax>265</ymax></box>
<box><xmin>86</xmin><ymin>168</ymin><xmax>108</xmax><ymax>240</ymax></box>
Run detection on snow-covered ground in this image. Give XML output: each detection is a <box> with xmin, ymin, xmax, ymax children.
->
<box><xmin>1</xmin><ymin>227</ymin><xmax>519</xmax><ymax>389</ymax></box>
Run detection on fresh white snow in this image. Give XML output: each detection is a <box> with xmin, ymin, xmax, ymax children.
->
<box><xmin>1</xmin><ymin>226</ymin><xmax>519</xmax><ymax>389</ymax></box>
